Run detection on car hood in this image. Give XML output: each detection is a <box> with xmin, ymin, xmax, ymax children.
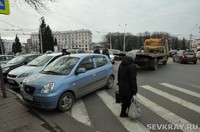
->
<box><xmin>1</xmin><ymin>63</ymin><xmax>17</xmax><ymax>68</ymax></box>
<box><xmin>23</xmin><ymin>73</ymin><xmax>68</xmax><ymax>90</ymax></box>
<box><xmin>9</xmin><ymin>65</ymin><xmax>42</xmax><ymax>75</ymax></box>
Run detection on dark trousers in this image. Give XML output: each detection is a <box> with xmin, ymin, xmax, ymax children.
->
<box><xmin>120</xmin><ymin>95</ymin><xmax>133</xmax><ymax>114</ymax></box>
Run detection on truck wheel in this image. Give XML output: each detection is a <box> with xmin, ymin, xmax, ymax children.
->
<box><xmin>179</xmin><ymin>58</ymin><xmax>182</xmax><ymax>64</ymax></box>
<box><xmin>150</xmin><ymin>59</ymin><xmax>158</xmax><ymax>70</ymax></box>
<box><xmin>163</xmin><ymin>60</ymin><xmax>167</xmax><ymax>65</ymax></box>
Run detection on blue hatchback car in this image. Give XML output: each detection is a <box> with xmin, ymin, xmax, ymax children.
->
<box><xmin>20</xmin><ymin>53</ymin><xmax>115</xmax><ymax>112</ymax></box>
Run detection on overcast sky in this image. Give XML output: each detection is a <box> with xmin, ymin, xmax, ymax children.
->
<box><xmin>0</xmin><ymin>0</ymin><xmax>200</xmax><ymax>43</ymax></box>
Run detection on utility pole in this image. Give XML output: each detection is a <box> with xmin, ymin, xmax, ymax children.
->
<box><xmin>0</xmin><ymin>65</ymin><xmax>6</xmax><ymax>98</ymax></box>
<box><xmin>119</xmin><ymin>24</ymin><xmax>127</xmax><ymax>52</ymax></box>
<box><xmin>0</xmin><ymin>35</ymin><xmax>4</xmax><ymax>54</ymax></box>
<box><xmin>39</xmin><ymin>16</ymin><xmax>44</xmax><ymax>53</ymax></box>
<box><xmin>189</xmin><ymin>33</ymin><xmax>193</xmax><ymax>50</ymax></box>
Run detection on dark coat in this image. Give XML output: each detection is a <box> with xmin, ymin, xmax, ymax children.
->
<box><xmin>118</xmin><ymin>57</ymin><xmax>138</xmax><ymax>97</ymax></box>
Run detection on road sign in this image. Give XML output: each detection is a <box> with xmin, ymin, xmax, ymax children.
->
<box><xmin>0</xmin><ymin>0</ymin><xmax>10</xmax><ymax>15</ymax></box>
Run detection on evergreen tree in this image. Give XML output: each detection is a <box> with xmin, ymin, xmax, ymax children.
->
<box><xmin>180</xmin><ymin>38</ymin><xmax>187</xmax><ymax>50</ymax></box>
<box><xmin>12</xmin><ymin>36</ymin><xmax>22</xmax><ymax>54</ymax></box>
<box><xmin>39</xmin><ymin>18</ymin><xmax>55</xmax><ymax>53</ymax></box>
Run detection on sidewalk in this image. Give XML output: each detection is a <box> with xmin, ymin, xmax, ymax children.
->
<box><xmin>0</xmin><ymin>88</ymin><xmax>52</xmax><ymax>132</ymax></box>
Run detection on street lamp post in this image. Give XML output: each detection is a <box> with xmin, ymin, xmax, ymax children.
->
<box><xmin>119</xmin><ymin>24</ymin><xmax>127</xmax><ymax>52</ymax></box>
<box><xmin>39</xmin><ymin>16</ymin><xmax>44</xmax><ymax>53</ymax></box>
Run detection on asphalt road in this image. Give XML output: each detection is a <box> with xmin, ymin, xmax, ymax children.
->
<box><xmin>6</xmin><ymin>58</ymin><xmax>200</xmax><ymax>132</ymax></box>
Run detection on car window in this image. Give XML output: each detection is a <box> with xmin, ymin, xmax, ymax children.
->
<box><xmin>94</xmin><ymin>56</ymin><xmax>107</xmax><ymax>68</ymax></box>
<box><xmin>0</xmin><ymin>56</ymin><xmax>4</xmax><ymax>61</ymax></box>
<box><xmin>27</xmin><ymin>55</ymin><xmax>53</xmax><ymax>67</ymax></box>
<box><xmin>7</xmin><ymin>56</ymin><xmax>26</xmax><ymax>64</ymax></box>
<box><xmin>27</xmin><ymin>55</ymin><xmax>38</xmax><ymax>62</ymax></box>
<box><xmin>43</xmin><ymin>57</ymin><xmax>79</xmax><ymax>75</ymax></box>
<box><xmin>78</xmin><ymin>58</ymin><xmax>94</xmax><ymax>71</ymax></box>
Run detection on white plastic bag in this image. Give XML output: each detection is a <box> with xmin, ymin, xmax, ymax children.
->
<box><xmin>128</xmin><ymin>95</ymin><xmax>141</xmax><ymax>119</ymax></box>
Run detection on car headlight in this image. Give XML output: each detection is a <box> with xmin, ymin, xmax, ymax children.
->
<box><xmin>41</xmin><ymin>82</ymin><xmax>54</xmax><ymax>94</ymax></box>
<box><xmin>2</xmin><ymin>67</ymin><xmax>10</xmax><ymax>73</ymax></box>
<box><xmin>18</xmin><ymin>72</ymin><xmax>33</xmax><ymax>78</ymax></box>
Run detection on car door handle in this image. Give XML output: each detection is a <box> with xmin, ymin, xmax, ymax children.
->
<box><xmin>72</xmin><ymin>83</ymin><xmax>76</xmax><ymax>86</ymax></box>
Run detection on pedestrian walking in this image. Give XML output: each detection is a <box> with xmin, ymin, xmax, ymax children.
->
<box><xmin>118</xmin><ymin>51</ymin><xmax>138</xmax><ymax>117</ymax></box>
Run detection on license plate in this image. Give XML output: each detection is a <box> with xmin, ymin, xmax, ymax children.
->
<box><xmin>23</xmin><ymin>93</ymin><xmax>33</xmax><ymax>101</ymax></box>
<box><xmin>8</xmin><ymin>79</ymin><xmax>14</xmax><ymax>84</ymax></box>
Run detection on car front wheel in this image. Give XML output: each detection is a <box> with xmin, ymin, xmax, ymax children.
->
<box><xmin>57</xmin><ymin>92</ymin><xmax>74</xmax><ymax>112</ymax></box>
<box><xmin>106</xmin><ymin>76</ymin><xmax>114</xmax><ymax>89</ymax></box>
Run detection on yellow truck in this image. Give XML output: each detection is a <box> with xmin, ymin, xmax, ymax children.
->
<box><xmin>135</xmin><ymin>38</ymin><xmax>169</xmax><ymax>70</ymax></box>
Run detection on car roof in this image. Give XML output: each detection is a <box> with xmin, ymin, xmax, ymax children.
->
<box><xmin>64</xmin><ymin>53</ymin><xmax>107</xmax><ymax>58</ymax></box>
<box><xmin>42</xmin><ymin>52</ymin><xmax>62</xmax><ymax>56</ymax></box>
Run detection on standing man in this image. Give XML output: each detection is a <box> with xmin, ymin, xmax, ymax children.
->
<box><xmin>118</xmin><ymin>51</ymin><xmax>138</xmax><ymax>117</ymax></box>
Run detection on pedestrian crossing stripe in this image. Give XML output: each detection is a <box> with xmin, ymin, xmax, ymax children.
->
<box><xmin>138</xmin><ymin>94</ymin><xmax>200</xmax><ymax>132</ymax></box>
<box><xmin>96</xmin><ymin>90</ymin><xmax>149</xmax><ymax>132</ymax></box>
<box><xmin>160</xmin><ymin>83</ymin><xmax>200</xmax><ymax>98</ymax></box>
<box><xmin>70</xmin><ymin>99</ymin><xmax>91</xmax><ymax>127</ymax></box>
<box><xmin>141</xmin><ymin>85</ymin><xmax>200</xmax><ymax>114</ymax></box>
<box><xmin>66</xmin><ymin>83</ymin><xmax>200</xmax><ymax>131</ymax></box>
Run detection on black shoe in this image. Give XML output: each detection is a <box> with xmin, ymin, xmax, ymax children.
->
<box><xmin>120</xmin><ymin>113</ymin><xmax>128</xmax><ymax>117</ymax></box>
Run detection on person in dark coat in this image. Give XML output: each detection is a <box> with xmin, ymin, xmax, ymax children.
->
<box><xmin>118</xmin><ymin>51</ymin><xmax>138</xmax><ymax>117</ymax></box>
<box><xmin>93</xmin><ymin>47</ymin><xmax>101</xmax><ymax>54</ymax></box>
<box><xmin>62</xmin><ymin>49</ymin><xmax>71</xmax><ymax>55</ymax></box>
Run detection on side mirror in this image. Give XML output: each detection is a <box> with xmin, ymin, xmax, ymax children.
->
<box><xmin>24</xmin><ymin>61</ymin><xmax>28</xmax><ymax>65</ymax></box>
<box><xmin>76</xmin><ymin>68</ymin><xmax>86</xmax><ymax>75</ymax></box>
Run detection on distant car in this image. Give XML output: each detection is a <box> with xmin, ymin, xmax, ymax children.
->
<box><xmin>7</xmin><ymin>53</ymin><xmax>62</xmax><ymax>86</ymax></box>
<box><xmin>2</xmin><ymin>54</ymin><xmax>40</xmax><ymax>81</ymax></box>
<box><xmin>169</xmin><ymin>49</ymin><xmax>178</xmax><ymax>57</ymax></box>
<box><xmin>195</xmin><ymin>50</ymin><xmax>200</xmax><ymax>60</ymax></box>
<box><xmin>20</xmin><ymin>53</ymin><xmax>114</xmax><ymax>112</ymax></box>
<box><xmin>67</xmin><ymin>49</ymin><xmax>86</xmax><ymax>54</ymax></box>
<box><xmin>0</xmin><ymin>55</ymin><xmax>15</xmax><ymax>64</ymax></box>
<box><xmin>109</xmin><ymin>50</ymin><xmax>115</xmax><ymax>64</ymax></box>
<box><xmin>173</xmin><ymin>50</ymin><xmax>197</xmax><ymax>64</ymax></box>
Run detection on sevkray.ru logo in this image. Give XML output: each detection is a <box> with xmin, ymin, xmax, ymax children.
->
<box><xmin>147</xmin><ymin>124</ymin><xmax>199</xmax><ymax>131</ymax></box>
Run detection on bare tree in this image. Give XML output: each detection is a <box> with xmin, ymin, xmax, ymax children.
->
<box><xmin>18</xmin><ymin>0</ymin><xmax>55</xmax><ymax>13</ymax></box>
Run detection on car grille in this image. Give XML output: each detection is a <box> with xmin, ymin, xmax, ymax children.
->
<box><xmin>8</xmin><ymin>74</ymin><xmax>17</xmax><ymax>78</ymax></box>
<box><xmin>24</xmin><ymin>85</ymin><xmax>35</xmax><ymax>94</ymax></box>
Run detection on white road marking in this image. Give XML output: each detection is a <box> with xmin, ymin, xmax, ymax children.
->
<box><xmin>141</xmin><ymin>85</ymin><xmax>200</xmax><ymax>114</ymax></box>
<box><xmin>138</xmin><ymin>94</ymin><xmax>200</xmax><ymax>132</ymax></box>
<box><xmin>71</xmin><ymin>99</ymin><xmax>92</xmax><ymax>127</ymax></box>
<box><xmin>97</xmin><ymin>90</ymin><xmax>149</xmax><ymax>132</ymax></box>
<box><xmin>160</xmin><ymin>83</ymin><xmax>200</xmax><ymax>98</ymax></box>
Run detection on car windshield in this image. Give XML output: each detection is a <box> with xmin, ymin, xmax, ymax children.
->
<box><xmin>42</xmin><ymin>56</ymin><xmax>79</xmax><ymax>75</ymax></box>
<box><xmin>184</xmin><ymin>51</ymin><xmax>194</xmax><ymax>55</ymax></box>
<box><xmin>7</xmin><ymin>56</ymin><xmax>26</xmax><ymax>64</ymax></box>
<box><xmin>27</xmin><ymin>55</ymin><xmax>53</xmax><ymax>67</ymax></box>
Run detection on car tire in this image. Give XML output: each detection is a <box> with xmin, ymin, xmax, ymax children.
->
<box><xmin>106</xmin><ymin>76</ymin><xmax>114</xmax><ymax>89</ymax></box>
<box><xmin>57</xmin><ymin>92</ymin><xmax>74</xmax><ymax>112</ymax></box>
<box><xmin>193</xmin><ymin>60</ymin><xmax>197</xmax><ymax>64</ymax></box>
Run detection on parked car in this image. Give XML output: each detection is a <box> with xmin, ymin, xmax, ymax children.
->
<box><xmin>2</xmin><ymin>54</ymin><xmax>40</xmax><ymax>81</ymax></box>
<box><xmin>169</xmin><ymin>49</ymin><xmax>178</xmax><ymax>57</ymax></box>
<box><xmin>20</xmin><ymin>53</ymin><xmax>114</xmax><ymax>112</ymax></box>
<box><xmin>173</xmin><ymin>50</ymin><xmax>197</xmax><ymax>64</ymax></box>
<box><xmin>67</xmin><ymin>49</ymin><xmax>86</xmax><ymax>54</ymax></box>
<box><xmin>196</xmin><ymin>51</ymin><xmax>200</xmax><ymax>60</ymax></box>
<box><xmin>0</xmin><ymin>55</ymin><xmax>15</xmax><ymax>64</ymax></box>
<box><xmin>7</xmin><ymin>52</ymin><xmax>62</xmax><ymax>86</ymax></box>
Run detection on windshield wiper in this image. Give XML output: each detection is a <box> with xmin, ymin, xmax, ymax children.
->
<box><xmin>43</xmin><ymin>70</ymin><xmax>62</xmax><ymax>75</ymax></box>
<box><xmin>27</xmin><ymin>64</ymin><xmax>38</xmax><ymax>67</ymax></box>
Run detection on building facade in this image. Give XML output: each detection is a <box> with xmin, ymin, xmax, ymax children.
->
<box><xmin>30</xmin><ymin>29</ymin><xmax>92</xmax><ymax>52</ymax></box>
<box><xmin>2</xmin><ymin>39</ymin><xmax>14</xmax><ymax>54</ymax></box>
<box><xmin>191</xmin><ymin>39</ymin><xmax>200</xmax><ymax>51</ymax></box>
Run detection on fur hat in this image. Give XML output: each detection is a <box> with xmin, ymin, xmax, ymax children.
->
<box><xmin>126</xmin><ymin>51</ymin><xmax>136</xmax><ymax>60</ymax></box>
